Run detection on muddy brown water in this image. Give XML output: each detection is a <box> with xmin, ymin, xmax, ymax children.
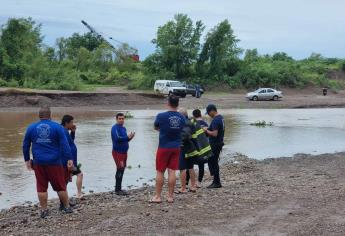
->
<box><xmin>0</xmin><ymin>108</ymin><xmax>345</xmax><ymax>209</ymax></box>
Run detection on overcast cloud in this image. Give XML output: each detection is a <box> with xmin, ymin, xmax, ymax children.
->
<box><xmin>0</xmin><ymin>0</ymin><xmax>344</xmax><ymax>59</ymax></box>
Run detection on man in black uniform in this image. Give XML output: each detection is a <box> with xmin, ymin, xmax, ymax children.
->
<box><xmin>203</xmin><ymin>104</ymin><xmax>225</xmax><ymax>188</ymax></box>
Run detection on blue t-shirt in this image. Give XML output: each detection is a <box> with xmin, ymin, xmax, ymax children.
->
<box><xmin>208</xmin><ymin>115</ymin><xmax>225</xmax><ymax>145</ymax></box>
<box><xmin>23</xmin><ymin>119</ymin><xmax>72</xmax><ymax>165</ymax></box>
<box><xmin>62</xmin><ymin>128</ymin><xmax>78</xmax><ymax>167</ymax></box>
<box><xmin>154</xmin><ymin>111</ymin><xmax>186</xmax><ymax>148</ymax></box>
<box><xmin>111</xmin><ymin>124</ymin><xmax>129</xmax><ymax>153</ymax></box>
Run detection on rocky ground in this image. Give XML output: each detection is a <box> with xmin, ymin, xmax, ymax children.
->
<box><xmin>1</xmin><ymin>87</ymin><xmax>345</xmax><ymax>110</ymax></box>
<box><xmin>2</xmin><ymin>152</ymin><xmax>345</xmax><ymax>235</ymax></box>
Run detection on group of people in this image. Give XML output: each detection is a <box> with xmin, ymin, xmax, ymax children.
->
<box><xmin>22</xmin><ymin>95</ymin><xmax>224</xmax><ymax>218</ymax></box>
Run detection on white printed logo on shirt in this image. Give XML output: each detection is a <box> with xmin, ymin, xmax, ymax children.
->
<box><xmin>36</xmin><ymin>124</ymin><xmax>52</xmax><ymax>143</ymax></box>
<box><xmin>169</xmin><ymin>116</ymin><xmax>182</xmax><ymax>129</ymax></box>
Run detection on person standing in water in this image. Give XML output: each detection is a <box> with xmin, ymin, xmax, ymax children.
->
<box><xmin>61</xmin><ymin>115</ymin><xmax>84</xmax><ymax>199</ymax></box>
<box><xmin>111</xmin><ymin>112</ymin><xmax>135</xmax><ymax>195</ymax></box>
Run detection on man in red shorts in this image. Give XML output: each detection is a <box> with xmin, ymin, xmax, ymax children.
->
<box><xmin>111</xmin><ymin>112</ymin><xmax>135</xmax><ymax>195</ymax></box>
<box><xmin>22</xmin><ymin>107</ymin><xmax>74</xmax><ymax>218</ymax></box>
<box><xmin>151</xmin><ymin>95</ymin><xmax>185</xmax><ymax>203</ymax></box>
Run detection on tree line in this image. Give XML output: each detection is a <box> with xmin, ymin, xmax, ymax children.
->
<box><xmin>0</xmin><ymin>15</ymin><xmax>344</xmax><ymax>91</ymax></box>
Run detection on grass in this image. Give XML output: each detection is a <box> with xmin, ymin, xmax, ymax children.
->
<box><xmin>250</xmin><ymin>120</ymin><xmax>274</xmax><ymax>127</ymax></box>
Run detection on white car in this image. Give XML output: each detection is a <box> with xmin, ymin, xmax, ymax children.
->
<box><xmin>246</xmin><ymin>88</ymin><xmax>283</xmax><ymax>101</ymax></box>
<box><xmin>154</xmin><ymin>80</ymin><xmax>187</xmax><ymax>97</ymax></box>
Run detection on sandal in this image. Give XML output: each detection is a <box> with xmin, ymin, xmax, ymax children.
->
<box><xmin>149</xmin><ymin>198</ymin><xmax>162</xmax><ymax>204</ymax></box>
<box><xmin>174</xmin><ymin>189</ymin><xmax>188</xmax><ymax>194</ymax></box>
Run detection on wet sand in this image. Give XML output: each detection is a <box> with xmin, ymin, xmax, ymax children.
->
<box><xmin>2</xmin><ymin>152</ymin><xmax>345</xmax><ymax>235</ymax></box>
<box><xmin>2</xmin><ymin>88</ymin><xmax>345</xmax><ymax>110</ymax></box>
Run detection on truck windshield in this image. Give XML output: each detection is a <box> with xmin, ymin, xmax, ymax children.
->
<box><xmin>170</xmin><ymin>82</ymin><xmax>184</xmax><ymax>87</ymax></box>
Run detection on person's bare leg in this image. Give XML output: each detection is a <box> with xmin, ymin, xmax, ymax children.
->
<box><xmin>37</xmin><ymin>192</ymin><xmax>48</xmax><ymax>210</ymax></box>
<box><xmin>57</xmin><ymin>191</ymin><xmax>70</xmax><ymax>207</ymax></box>
<box><xmin>189</xmin><ymin>168</ymin><xmax>197</xmax><ymax>190</ymax></box>
<box><xmin>76</xmin><ymin>172</ymin><xmax>83</xmax><ymax>198</ymax></box>
<box><xmin>152</xmin><ymin>171</ymin><xmax>164</xmax><ymax>202</ymax></box>
<box><xmin>177</xmin><ymin>170</ymin><xmax>187</xmax><ymax>192</ymax></box>
<box><xmin>167</xmin><ymin>169</ymin><xmax>176</xmax><ymax>202</ymax></box>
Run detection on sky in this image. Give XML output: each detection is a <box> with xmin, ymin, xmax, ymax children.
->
<box><xmin>0</xmin><ymin>0</ymin><xmax>344</xmax><ymax>59</ymax></box>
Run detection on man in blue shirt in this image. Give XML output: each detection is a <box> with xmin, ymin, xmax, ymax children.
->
<box><xmin>203</xmin><ymin>104</ymin><xmax>225</xmax><ymax>188</ymax></box>
<box><xmin>151</xmin><ymin>95</ymin><xmax>185</xmax><ymax>203</ymax></box>
<box><xmin>22</xmin><ymin>107</ymin><xmax>73</xmax><ymax>218</ymax></box>
<box><xmin>111</xmin><ymin>112</ymin><xmax>135</xmax><ymax>195</ymax></box>
<box><xmin>61</xmin><ymin>115</ymin><xmax>83</xmax><ymax>199</ymax></box>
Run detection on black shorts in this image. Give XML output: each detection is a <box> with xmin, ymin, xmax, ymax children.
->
<box><xmin>71</xmin><ymin>166</ymin><xmax>82</xmax><ymax>176</ymax></box>
<box><xmin>179</xmin><ymin>151</ymin><xmax>196</xmax><ymax>170</ymax></box>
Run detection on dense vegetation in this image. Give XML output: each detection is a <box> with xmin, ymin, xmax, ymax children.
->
<box><xmin>0</xmin><ymin>15</ymin><xmax>344</xmax><ymax>91</ymax></box>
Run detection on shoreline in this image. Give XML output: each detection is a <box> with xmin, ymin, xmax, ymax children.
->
<box><xmin>2</xmin><ymin>152</ymin><xmax>345</xmax><ymax>235</ymax></box>
<box><xmin>2</xmin><ymin>88</ymin><xmax>345</xmax><ymax>110</ymax></box>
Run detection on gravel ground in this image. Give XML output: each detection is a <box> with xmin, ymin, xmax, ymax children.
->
<box><xmin>2</xmin><ymin>152</ymin><xmax>345</xmax><ymax>235</ymax></box>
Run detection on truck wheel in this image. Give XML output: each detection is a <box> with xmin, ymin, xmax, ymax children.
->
<box><xmin>253</xmin><ymin>96</ymin><xmax>258</xmax><ymax>101</ymax></box>
<box><xmin>273</xmin><ymin>95</ymin><xmax>278</xmax><ymax>101</ymax></box>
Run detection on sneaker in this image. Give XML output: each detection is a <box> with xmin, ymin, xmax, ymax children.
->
<box><xmin>207</xmin><ymin>183</ymin><xmax>222</xmax><ymax>189</ymax></box>
<box><xmin>61</xmin><ymin>207</ymin><xmax>73</xmax><ymax>214</ymax></box>
<box><xmin>115</xmin><ymin>190</ymin><xmax>129</xmax><ymax>196</ymax></box>
<box><xmin>40</xmin><ymin>209</ymin><xmax>49</xmax><ymax>219</ymax></box>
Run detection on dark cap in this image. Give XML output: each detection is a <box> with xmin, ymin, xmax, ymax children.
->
<box><xmin>206</xmin><ymin>104</ymin><xmax>217</xmax><ymax>114</ymax></box>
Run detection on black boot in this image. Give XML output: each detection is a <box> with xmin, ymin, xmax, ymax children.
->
<box><xmin>115</xmin><ymin>169</ymin><xmax>128</xmax><ymax>195</ymax></box>
<box><xmin>115</xmin><ymin>170</ymin><xmax>121</xmax><ymax>192</ymax></box>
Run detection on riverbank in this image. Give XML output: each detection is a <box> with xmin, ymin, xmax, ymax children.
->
<box><xmin>1</xmin><ymin>152</ymin><xmax>345</xmax><ymax>235</ymax></box>
<box><xmin>1</xmin><ymin>87</ymin><xmax>345</xmax><ymax>110</ymax></box>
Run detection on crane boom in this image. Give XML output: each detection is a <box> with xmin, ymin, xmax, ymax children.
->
<box><xmin>81</xmin><ymin>20</ymin><xmax>139</xmax><ymax>61</ymax></box>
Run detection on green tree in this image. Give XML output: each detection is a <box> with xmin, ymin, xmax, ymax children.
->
<box><xmin>197</xmin><ymin>20</ymin><xmax>241</xmax><ymax>80</ymax></box>
<box><xmin>151</xmin><ymin>14</ymin><xmax>205</xmax><ymax>78</ymax></box>
<box><xmin>0</xmin><ymin>18</ymin><xmax>43</xmax><ymax>84</ymax></box>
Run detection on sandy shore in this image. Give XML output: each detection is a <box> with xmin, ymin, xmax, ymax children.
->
<box><xmin>2</xmin><ymin>152</ymin><xmax>345</xmax><ymax>235</ymax></box>
<box><xmin>1</xmin><ymin>87</ymin><xmax>345</xmax><ymax>110</ymax></box>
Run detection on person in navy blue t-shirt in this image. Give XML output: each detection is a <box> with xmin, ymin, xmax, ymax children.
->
<box><xmin>151</xmin><ymin>96</ymin><xmax>185</xmax><ymax>203</ymax></box>
<box><xmin>203</xmin><ymin>104</ymin><xmax>225</xmax><ymax>188</ymax></box>
<box><xmin>111</xmin><ymin>112</ymin><xmax>135</xmax><ymax>195</ymax></box>
<box><xmin>23</xmin><ymin>107</ymin><xmax>73</xmax><ymax>218</ymax></box>
<box><xmin>61</xmin><ymin>115</ymin><xmax>84</xmax><ymax>199</ymax></box>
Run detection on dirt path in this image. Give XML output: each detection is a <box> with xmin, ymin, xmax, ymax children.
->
<box><xmin>2</xmin><ymin>152</ymin><xmax>345</xmax><ymax>235</ymax></box>
<box><xmin>1</xmin><ymin>87</ymin><xmax>345</xmax><ymax>110</ymax></box>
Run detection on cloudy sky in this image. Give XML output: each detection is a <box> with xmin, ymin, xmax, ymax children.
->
<box><xmin>0</xmin><ymin>0</ymin><xmax>344</xmax><ymax>59</ymax></box>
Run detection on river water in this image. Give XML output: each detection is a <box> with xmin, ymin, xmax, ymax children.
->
<box><xmin>0</xmin><ymin>108</ymin><xmax>345</xmax><ymax>209</ymax></box>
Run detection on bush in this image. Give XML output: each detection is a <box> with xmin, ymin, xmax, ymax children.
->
<box><xmin>0</xmin><ymin>78</ymin><xmax>7</xmax><ymax>87</ymax></box>
<box><xmin>6</xmin><ymin>79</ymin><xmax>19</xmax><ymax>87</ymax></box>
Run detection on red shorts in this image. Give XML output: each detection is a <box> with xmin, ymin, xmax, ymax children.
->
<box><xmin>112</xmin><ymin>151</ymin><xmax>128</xmax><ymax>170</ymax></box>
<box><xmin>64</xmin><ymin>168</ymin><xmax>72</xmax><ymax>184</ymax></box>
<box><xmin>156</xmin><ymin>148</ymin><xmax>180</xmax><ymax>172</ymax></box>
<box><xmin>33</xmin><ymin>165</ymin><xmax>66</xmax><ymax>192</ymax></box>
